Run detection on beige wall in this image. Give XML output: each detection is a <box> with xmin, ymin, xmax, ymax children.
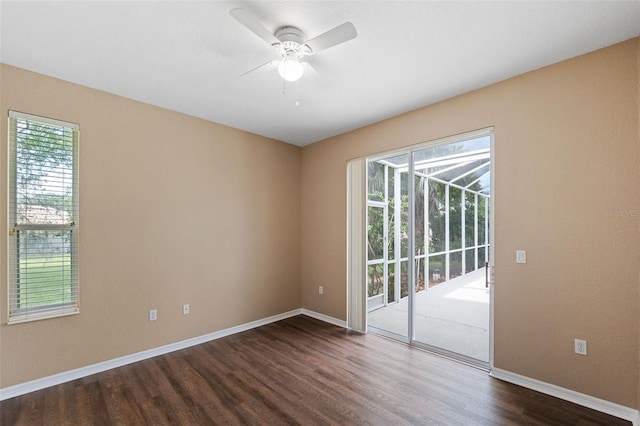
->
<box><xmin>637</xmin><ymin>36</ymin><xmax>640</xmax><ymax>412</ymax></box>
<box><xmin>301</xmin><ymin>39</ymin><xmax>639</xmax><ymax>408</ymax></box>
<box><xmin>0</xmin><ymin>64</ymin><xmax>302</xmax><ymax>388</ymax></box>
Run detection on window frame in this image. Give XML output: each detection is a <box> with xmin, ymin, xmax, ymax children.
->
<box><xmin>7</xmin><ymin>110</ymin><xmax>80</xmax><ymax>324</ymax></box>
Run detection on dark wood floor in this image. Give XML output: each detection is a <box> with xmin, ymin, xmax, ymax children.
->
<box><xmin>1</xmin><ymin>315</ymin><xmax>631</xmax><ymax>425</ymax></box>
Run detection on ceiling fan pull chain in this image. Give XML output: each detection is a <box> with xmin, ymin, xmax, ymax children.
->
<box><xmin>296</xmin><ymin>80</ymin><xmax>300</xmax><ymax>106</ymax></box>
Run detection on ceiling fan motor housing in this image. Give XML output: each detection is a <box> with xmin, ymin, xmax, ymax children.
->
<box><xmin>275</xmin><ymin>26</ymin><xmax>305</xmax><ymax>43</ymax></box>
<box><xmin>274</xmin><ymin>26</ymin><xmax>311</xmax><ymax>57</ymax></box>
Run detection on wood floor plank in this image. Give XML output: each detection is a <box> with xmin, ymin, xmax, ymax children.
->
<box><xmin>1</xmin><ymin>394</ymin><xmax>21</xmax><ymax>425</ymax></box>
<box><xmin>57</xmin><ymin>381</ymin><xmax>78</xmax><ymax>426</ymax></box>
<box><xmin>0</xmin><ymin>315</ymin><xmax>632</xmax><ymax>425</ymax></box>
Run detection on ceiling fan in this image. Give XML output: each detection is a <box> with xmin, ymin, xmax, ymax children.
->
<box><xmin>230</xmin><ymin>8</ymin><xmax>357</xmax><ymax>83</ymax></box>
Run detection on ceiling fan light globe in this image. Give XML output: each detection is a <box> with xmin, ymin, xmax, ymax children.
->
<box><xmin>278</xmin><ymin>56</ymin><xmax>304</xmax><ymax>82</ymax></box>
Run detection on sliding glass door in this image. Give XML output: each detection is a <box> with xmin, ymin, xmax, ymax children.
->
<box><xmin>365</xmin><ymin>130</ymin><xmax>492</xmax><ymax>366</ymax></box>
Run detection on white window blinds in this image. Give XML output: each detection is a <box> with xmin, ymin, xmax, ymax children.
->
<box><xmin>8</xmin><ymin>111</ymin><xmax>79</xmax><ymax>323</ymax></box>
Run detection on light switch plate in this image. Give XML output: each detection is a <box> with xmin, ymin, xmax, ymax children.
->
<box><xmin>516</xmin><ymin>250</ymin><xmax>527</xmax><ymax>264</ymax></box>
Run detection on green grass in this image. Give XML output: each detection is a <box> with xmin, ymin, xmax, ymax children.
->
<box><xmin>17</xmin><ymin>255</ymin><xmax>74</xmax><ymax>308</ymax></box>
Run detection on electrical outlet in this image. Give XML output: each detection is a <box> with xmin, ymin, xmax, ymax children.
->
<box><xmin>149</xmin><ymin>309</ymin><xmax>157</xmax><ymax>321</ymax></box>
<box><xmin>183</xmin><ymin>304</ymin><xmax>190</xmax><ymax>315</ymax></box>
<box><xmin>574</xmin><ymin>338</ymin><xmax>587</xmax><ymax>355</ymax></box>
<box><xmin>318</xmin><ymin>285</ymin><xmax>323</xmax><ymax>295</ymax></box>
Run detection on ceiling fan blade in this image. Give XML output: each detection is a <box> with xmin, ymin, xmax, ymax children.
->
<box><xmin>304</xmin><ymin>22</ymin><xmax>357</xmax><ymax>54</ymax></box>
<box><xmin>230</xmin><ymin>8</ymin><xmax>280</xmax><ymax>46</ymax></box>
<box><xmin>239</xmin><ymin>60</ymin><xmax>279</xmax><ymax>78</ymax></box>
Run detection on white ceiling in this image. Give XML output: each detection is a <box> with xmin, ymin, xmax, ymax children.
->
<box><xmin>1</xmin><ymin>1</ymin><xmax>639</xmax><ymax>146</ymax></box>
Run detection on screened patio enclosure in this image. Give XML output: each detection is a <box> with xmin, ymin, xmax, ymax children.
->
<box><xmin>366</xmin><ymin>135</ymin><xmax>491</xmax><ymax>321</ymax></box>
<box><xmin>367</xmin><ymin>137</ymin><xmax>491</xmax><ymax>311</ymax></box>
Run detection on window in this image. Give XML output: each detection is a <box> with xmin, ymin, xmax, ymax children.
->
<box><xmin>8</xmin><ymin>111</ymin><xmax>79</xmax><ymax>323</ymax></box>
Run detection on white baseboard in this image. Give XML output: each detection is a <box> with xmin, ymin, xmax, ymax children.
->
<box><xmin>300</xmin><ymin>308</ymin><xmax>347</xmax><ymax>328</ymax></box>
<box><xmin>0</xmin><ymin>308</ymin><xmax>305</xmax><ymax>401</ymax></box>
<box><xmin>490</xmin><ymin>368</ymin><xmax>638</xmax><ymax>425</ymax></box>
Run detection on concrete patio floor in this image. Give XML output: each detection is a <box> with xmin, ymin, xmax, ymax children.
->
<box><xmin>367</xmin><ymin>268</ymin><xmax>490</xmax><ymax>363</ymax></box>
